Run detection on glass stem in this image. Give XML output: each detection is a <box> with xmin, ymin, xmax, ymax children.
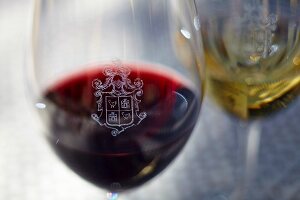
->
<box><xmin>231</xmin><ymin>120</ymin><xmax>261</xmax><ymax>200</ymax></box>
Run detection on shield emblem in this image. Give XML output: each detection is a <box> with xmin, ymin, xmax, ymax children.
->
<box><xmin>106</xmin><ymin>96</ymin><xmax>134</xmax><ymax>126</ymax></box>
<box><xmin>91</xmin><ymin>64</ymin><xmax>147</xmax><ymax>137</ymax></box>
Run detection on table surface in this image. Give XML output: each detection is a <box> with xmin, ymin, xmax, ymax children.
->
<box><xmin>0</xmin><ymin>1</ymin><xmax>300</xmax><ymax>200</ymax></box>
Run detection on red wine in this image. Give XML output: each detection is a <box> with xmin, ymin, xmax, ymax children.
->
<box><xmin>40</xmin><ymin>62</ymin><xmax>200</xmax><ymax>191</ymax></box>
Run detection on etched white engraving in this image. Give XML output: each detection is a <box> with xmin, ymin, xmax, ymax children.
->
<box><xmin>236</xmin><ymin>3</ymin><xmax>278</xmax><ymax>62</ymax></box>
<box><xmin>108</xmin><ymin>112</ymin><xmax>118</xmax><ymax>124</ymax></box>
<box><xmin>108</xmin><ymin>100</ymin><xmax>117</xmax><ymax>108</ymax></box>
<box><xmin>121</xmin><ymin>99</ymin><xmax>130</xmax><ymax>109</ymax></box>
<box><xmin>122</xmin><ymin>112</ymin><xmax>131</xmax><ymax>120</ymax></box>
<box><xmin>91</xmin><ymin>64</ymin><xmax>147</xmax><ymax>136</ymax></box>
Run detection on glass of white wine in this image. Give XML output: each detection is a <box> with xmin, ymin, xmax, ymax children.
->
<box><xmin>201</xmin><ymin>0</ymin><xmax>300</xmax><ymax>119</ymax></box>
<box><xmin>172</xmin><ymin>0</ymin><xmax>300</xmax><ymax>199</ymax></box>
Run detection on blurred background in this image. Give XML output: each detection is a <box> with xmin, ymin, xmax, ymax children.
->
<box><xmin>0</xmin><ymin>0</ymin><xmax>300</xmax><ymax>200</ymax></box>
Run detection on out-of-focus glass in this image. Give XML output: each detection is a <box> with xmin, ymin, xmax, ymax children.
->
<box><xmin>171</xmin><ymin>0</ymin><xmax>300</xmax><ymax>200</ymax></box>
<box><xmin>199</xmin><ymin>0</ymin><xmax>300</xmax><ymax>119</ymax></box>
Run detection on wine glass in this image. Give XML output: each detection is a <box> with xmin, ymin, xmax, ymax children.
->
<box><xmin>171</xmin><ymin>0</ymin><xmax>300</xmax><ymax>199</ymax></box>
<box><xmin>27</xmin><ymin>0</ymin><xmax>203</xmax><ymax>199</ymax></box>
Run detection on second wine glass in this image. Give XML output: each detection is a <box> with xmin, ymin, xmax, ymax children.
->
<box><xmin>172</xmin><ymin>0</ymin><xmax>300</xmax><ymax>199</ymax></box>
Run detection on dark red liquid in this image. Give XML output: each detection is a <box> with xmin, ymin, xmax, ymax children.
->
<box><xmin>41</xmin><ymin>63</ymin><xmax>200</xmax><ymax>191</ymax></box>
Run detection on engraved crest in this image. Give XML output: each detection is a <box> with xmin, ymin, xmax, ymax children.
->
<box><xmin>233</xmin><ymin>3</ymin><xmax>278</xmax><ymax>64</ymax></box>
<box><xmin>91</xmin><ymin>64</ymin><xmax>147</xmax><ymax>136</ymax></box>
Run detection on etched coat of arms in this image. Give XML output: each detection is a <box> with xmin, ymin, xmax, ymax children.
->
<box><xmin>236</xmin><ymin>3</ymin><xmax>278</xmax><ymax>62</ymax></box>
<box><xmin>91</xmin><ymin>65</ymin><xmax>147</xmax><ymax>136</ymax></box>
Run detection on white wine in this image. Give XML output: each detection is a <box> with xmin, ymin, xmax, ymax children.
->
<box><xmin>206</xmin><ymin>53</ymin><xmax>300</xmax><ymax>119</ymax></box>
<box><xmin>175</xmin><ymin>0</ymin><xmax>300</xmax><ymax>119</ymax></box>
<box><xmin>202</xmin><ymin>2</ymin><xmax>300</xmax><ymax>119</ymax></box>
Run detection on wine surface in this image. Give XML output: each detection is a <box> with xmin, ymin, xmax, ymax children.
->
<box><xmin>40</xmin><ymin>62</ymin><xmax>200</xmax><ymax>191</ymax></box>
